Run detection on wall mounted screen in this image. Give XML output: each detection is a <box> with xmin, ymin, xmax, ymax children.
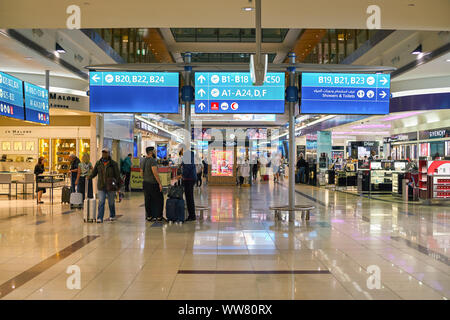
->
<box><xmin>300</xmin><ymin>73</ymin><xmax>390</xmax><ymax>115</ymax></box>
<box><xmin>89</xmin><ymin>72</ymin><xmax>179</xmax><ymax>113</ymax></box>
<box><xmin>195</xmin><ymin>72</ymin><xmax>285</xmax><ymax>114</ymax></box>
<box><xmin>0</xmin><ymin>71</ymin><xmax>25</xmax><ymax>121</ymax></box>
<box><xmin>24</xmin><ymin>82</ymin><xmax>49</xmax><ymax>124</ymax></box>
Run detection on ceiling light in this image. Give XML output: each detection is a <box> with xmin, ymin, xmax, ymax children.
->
<box><xmin>55</xmin><ymin>43</ymin><xmax>66</xmax><ymax>54</ymax></box>
<box><xmin>446</xmin><ymin>59</ymin><xmax>450</xmax><ymax>62</ymax></box>
<box><xmin>242</xmin><ymin>7</ymin><xmax>254</xmax><ymax>11</ymax></box>
<box><xmin>24</xmin><ymin>57</ymin><xmax>33</xmax><ymax>60</ymax></box>
<box><xmin>411</xmin><ymin>44</ymin><xmax>422</xmax><ymax>55</ymax></box>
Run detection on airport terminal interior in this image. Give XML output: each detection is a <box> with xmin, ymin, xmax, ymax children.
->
<box><xmin>0</xmin><ymin>0</ymin><xmax>449</xmax><ymax>302</ymax></box>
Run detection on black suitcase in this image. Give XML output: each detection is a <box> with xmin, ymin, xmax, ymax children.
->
<box><xmin>61</xmin><ymin>186</ymin><xmax>71</xmax><ymax>204</ymax></box>
<box><xmin>166</xmin><ymin>198</ymin><xmax>185</xmax><ymax>222</ymax></box>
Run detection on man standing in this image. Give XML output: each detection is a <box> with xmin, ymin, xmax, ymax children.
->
<box><xmin>88</xmin><ymin>148</ymin><xmax>121</xmax><ymax>223</ymax></box>
<box><xmin>69</xmin><ymin>154</ymin><xmax>81</xmax><ymax>192</ymax></box>
<box><xmin>121</xmin><ymin>153</ymin><xmax>132</xmax><ymax>192</ymax></box>
<box><xmin>141</xmin><ymin>146</ymin><xmax>164</xmax><ymax>222</ymax></box>
<box><xmin>180</xmin><ymin>148</ymin><xmax>196</xmax><ymax>221</ymax></box>
<box><xmin>296</xmin><ymin>153</ymin><xmax>307</xmax><ymax>183</ymax></box>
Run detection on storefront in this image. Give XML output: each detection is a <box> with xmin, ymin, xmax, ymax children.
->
<box><xmin>0</xmin><ymin>112</ymin><xmax>96</xmax><ymax>175</ymax></box>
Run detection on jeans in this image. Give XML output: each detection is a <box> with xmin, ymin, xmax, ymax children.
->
<box><xmin>70</xmin><ymin>173</ymin><xmax>77</xmax><ymax>192</ymax></box>
<box><xmin>183</xmin><ymin>180</ymin><xmax>195</xmax><ymax>219</ymax></box>
<box><xmin>124</xmin><ymin>172</ymin><xmax>131</xmax><ymax>191</ymax></box>
<box><xmin>143</xmin><ymin>181</ymin><xmax>163</xmax><ymax>219</ymax></box>
<box><xmin>97</xmin><ymin>189</ymin><xmax>116</xmax><ymax>221</ymax></box>
<box><xmin>298</xmin><ymin>167</ymin><xmax>305</xmax><ymax>183</ymax></box>
<box><xmin>77</xmin><ymin>176</ymin><xmax>93</xmax><ymax>201</ymax></box>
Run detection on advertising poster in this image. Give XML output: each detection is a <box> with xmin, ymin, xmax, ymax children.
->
<box><xmin>130</xmin><ymin>158</ymin><xmax>143</xmax><ymax>190</ymax></box>
<box><xmin>157</xmin><ymin>144</ymin><xmax>167</xmax><ymax>159</ymax></box>
<box><xmin>317</xmin><ymin>131</ymin><xmax>332</xmax><ymax>162</ymax></box>
<box><xmin>211</xmin><ymin>149</ymin><xmax>234</xmax><ymax>177</ymax></box>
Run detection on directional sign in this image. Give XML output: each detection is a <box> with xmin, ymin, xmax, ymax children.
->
<box><xmin>89</xmin><ymin>72</ymin><xmax>179</xmax><ymax>113</ymax></box>
<box><xmin>300</xmin><ymin>73</ymin><xmax>390</xmax><ymax>115</ymax></box>
<box><xmin>194</xmin><ymin>72</ymin><xmax>285</xmax><ymax>114</ymax></box>
<box><xmin>0</xmin><ymin>71</ymin><xmax>25</xmax><ymax>121</ymax></box>
<box><xmin>24</xmin><ymin>82</ymin><xmax>49</xmax><ymax>124</ymax></box>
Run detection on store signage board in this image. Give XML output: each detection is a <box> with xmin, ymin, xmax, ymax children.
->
<box><xmin>300</xmin><ymin>73</ymin><xmax>390</xmax><ymax>115</ymax></box>
<box><xmin>24</xmin><ymin>82</ymin><xmax>50</xmax><ymax>125</ymax></box>
<box><xmin>0</xmin><ymin>71</ymin><xmax>25</xmax><ymax>121</ymax></box>
<box><xmin>89</xmin><ymin>72</ymin><xmax>179</xmax><ymax>113</ymax></box>
<box><xmin>194</xmin><ymin>72</ymin><xmax>285</xmax><ymax>114</ymax></box>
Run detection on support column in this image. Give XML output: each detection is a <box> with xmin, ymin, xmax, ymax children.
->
<box><xmin>288</xmin><ymin>53</ymin><xmax>296</xmax><ymax>221</ymax></box>
<box><xmin>184</xmin><ymin>52</ymin><xmax>192</xmax><ymax>154</ymax></box>
<box><xmin>45</xmin><ymin>70</ymin><xmax>50</xmax><ymax>91</ymax></box>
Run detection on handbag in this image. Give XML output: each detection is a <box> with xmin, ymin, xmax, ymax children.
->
<box><xmin>168</xmin><ymin>185</ymin><xmax>184</xmax><ymax>199</ymax></box>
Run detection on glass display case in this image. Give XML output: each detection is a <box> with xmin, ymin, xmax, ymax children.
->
<box><xmin>52</xmin><ymin>138</ymin><xmax>76</xmax><ymax>174</ymax></box>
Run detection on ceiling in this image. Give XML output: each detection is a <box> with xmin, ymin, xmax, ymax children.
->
<box><xmin>0</xmin><ymin>31</ymin><xmax>78</xmax><ymax>78</ymax></box>
<box><xmin>393</xmin><ymin>51</ymin><xmax>450</xmax><ymax>81</ymax></box>
<box><xmin>1</xmin><ymin>0</ymin><xmax>449</xmax><ymax>31</ymax></box>
<box><xmin>327</xmin><ymin>109</ymin><xmax>450</xmax><ymax>140</ymax></box>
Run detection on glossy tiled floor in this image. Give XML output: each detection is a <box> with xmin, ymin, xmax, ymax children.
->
<box><xmin>0</xmin><ymin>178</ymin><xmax>448</xmax><ymax>300</ymax></box>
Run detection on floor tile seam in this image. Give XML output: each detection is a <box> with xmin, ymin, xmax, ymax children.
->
<box><xmin>308</xmin><ymin>250</ymin><xmax>361</xmax><ymax>299</ymax></box>
<box><xmin>71</xmin><ymin>246</ymin><xmax>127</xmax><ymax>299</ymax></box>
<box><xmin>166</xmin><ymin>244</ymin><xmax>190</xmax><ymax>298</ymax></box>
<box><xmin>383</xmin><ymin>239</ymin><xmax>450</xmax><ymax>276</ymax></box>
<box><xmin>334</xmin><ymin>238</ymin><xmax>447</xmax><ymax>299</ymax></box>
<box><xmin>333</xmin><ymin>246</ymin><xmax>406</xmax><ymax>300</ymax></box>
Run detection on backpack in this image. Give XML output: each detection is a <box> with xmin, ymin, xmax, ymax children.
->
<box><xmin>182</xmin><ymin>163</ymin><xmax>197</xmax><ymax>181</ymax></box>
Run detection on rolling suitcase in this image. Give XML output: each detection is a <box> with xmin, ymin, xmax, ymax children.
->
<box><xmin>70</xmin><ymin>192</ymin><xmax>83</xmax><ymax>209</ymax></box>
<box><xmin>166</xmin><ymin>198</ymin><xmax>185</xmax><ymax>222</ymax></box>
<box><xmin>61</xmin><ymin>186</ymin><xmax>71</xmax><ymax>204</ymax></box>
<box><xmin>83</xmin><ymin>198</ymin><xmax>97</xmax><ymax>222</ymax></box>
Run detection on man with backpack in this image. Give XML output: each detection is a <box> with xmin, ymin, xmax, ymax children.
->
<box><xmin>141</xmin><ymin>146</ymin><xmax>164</xmax><ymax>222</ymax></box>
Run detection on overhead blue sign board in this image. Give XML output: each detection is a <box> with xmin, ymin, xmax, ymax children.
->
<box><xmin>89</xmin><ymin>72</ymin><xmax>179</xmax><ymax>113</ymax></box>
<box><xmin>0</xmin><ymin>71</ymin><xmax>25</xmax><ymax>121</ymax></box>
<box><xmin>300</xmin><ymin>73</ymin><xmax>390</xmax><ymax>115</ymax></box>
<box><xmin>194</xmin><ymin>72</ymin><xmax>285</xmax><ymax>114</ymax></box>
<box><xmin>24</xmin><ymin>82</ymin><xmax>49</xmax><ymax>124</ymax></box>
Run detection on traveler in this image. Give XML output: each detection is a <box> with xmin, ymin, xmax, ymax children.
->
<box><xmin>273</xmin><ymin>154</ymin><xmax>281</xmax><ymax>182</ymax></box>
<box><xmin>296</xmin><ymin>153</ymin><xmax>307</xmax><ymax>183</ymax></box>
<box><xmin>141</xmin><ymin>146</ymin><xmax>164</xmax><ymax>222</ymax></box>
<box><xmin>196</xmin><ymin>157</ymin><xmax>203</xmax><ymax>187</ymax></box>
<box><xmin>202</xmin><ymin>157</ymin><xmax>208</xmax><ymax>184</ymax></box>
<box><xmin>240</xmin><ymin>158</ymin><xmax>250</xmax><ymax>185</ymax></box>
<box><xmin>252</xmin><ymin>159</ymin><xmax>258</xmax><ymax>181</ymax></box>
<box><xmin>88</xmin><ymin>148</ymin><xmax>121</xmax><ymax>223</ymax></box>
<box><xmin>75</xmin><ymin>153</ymin><xmax>93</xmax><ymax>200</ymax></box>
<box><xmin>180</xmin><ymin>148</ymin><xmax>196</xmax><ymax>221</ymax></box>
<box><xmin>121</xmin><ymin>153</ymin><xmax>132</xmax><ymax>192</ymax></box>
<box><xmin>34</xmin><ymin>157</ymin><xmax>45</xmax><ymax>204</ymax></box>
<box><xmin>69</xmin><ymin>154</ymin><xmax>81</xmax><ymax>192</ymax></box>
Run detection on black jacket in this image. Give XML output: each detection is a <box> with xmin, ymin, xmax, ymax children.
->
<box><xmin>89</xmin><ymin>157</ymin><xmax>120</xmax><ymax>191</ymax></box>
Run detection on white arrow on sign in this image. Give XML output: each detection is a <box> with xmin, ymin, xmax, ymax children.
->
<box><xmin>380</xmin><ymin>77</ymin><xmax>388</xmax><ymax>85</ymax></box>
<box><xmin>197</xmin><ymin>89</ymin><xmax>206</xmax><ymax>97</ymax></box>
<box><xmin>92</xmin><ymin>74</ymin><xmax>100</xmax><ymax>82</ymax></box>
<box><xmin>379</xmin><ymin>91</ymin><xmax>387</xmax><ymax>98</ymax></box>
<box><xmin>197</xmin><ymin>75</ymin><xmax>206</xmax><ymax>83</ymax></box>
<box><xmin>198</xmin><ymin>103</ymin><xmax>206</xmax><ymax>110</ymax></box>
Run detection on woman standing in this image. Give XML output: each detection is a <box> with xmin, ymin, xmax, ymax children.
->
<box><xmin>34</xmin><ymin>157</ymin><xmax>45</xmax><ymax>204</ymax></box>
<box><xmin>75</xmin><ymin>153</ymin><xmax>93</xmax><ymax>200</ymax></box>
